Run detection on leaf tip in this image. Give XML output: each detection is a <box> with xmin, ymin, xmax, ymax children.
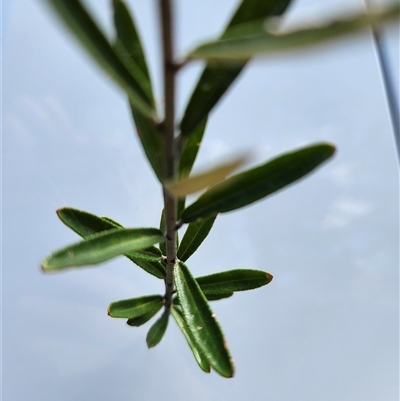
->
<box><xmin>266</xmin><ymin>272</ymin><xmax>273</xmax><ymax>283</ymax></box>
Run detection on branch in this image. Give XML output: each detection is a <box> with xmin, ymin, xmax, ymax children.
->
<box><xmin>159</xmin><ymin>0</ymin><xmax>177</xmax><ymax>311</ymax></box>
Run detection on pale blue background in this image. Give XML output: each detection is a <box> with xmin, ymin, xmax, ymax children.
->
<box><xmin>2</xmin><ymin>0</ymin><xmax>399</xmax><ymax>400</ymax></box>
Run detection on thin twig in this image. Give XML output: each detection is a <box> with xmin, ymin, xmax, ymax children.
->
<box><xmin>365</xmin><ymin>0</ymin><xmax>400</xmax><ymax>166</ymax></box>
<box><xmin>159</xmin><ymin>0</ymin><xmax>177</xmax><ymax>311</ymax></box>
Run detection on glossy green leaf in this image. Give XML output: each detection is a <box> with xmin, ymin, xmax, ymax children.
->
<box><xmin>174</xmin><ymin>262</ymin><xmax>234</xmax><ymax>378</ymax></box>
<box><xmin>167</xmin><ymin>155</ymin><xmax>248</xmax><ymax>198</ymax></box>
<box><xmin>171</xmin><ymin>306</ymin><xmax>211</xmax><ymax>373</ymax></box>
<box><xmin>57</xmin><ymin>207</ymin><xmax>165</xmax><ymax>278</ymax></box>
<box><xmin>43</xmin><ymin>0</ymin><xmax>155</xmax><ymax>118</ymax></box>
<box><xmin>130</xmin><ymin>106</ymin><xmax>163</xmax><ymax>182</ymax></box>
<box><xmin>179</xmin><ymin>0</ymin><xmax>293</xmax><ymax>136</ymax></box>
<box><xmin>177</xmin><ymin>215</ymin><xmax>217</xmax><ymax>262</ymax></box>
<box><xmin>196</xmin><ymin>269</ymin><xmax>273</xmax><ymax>294</ymax></box>
<box><xmin>41</xmin><ymin>228</ymin><xmax>165</xmax><ymax>271</ymax></box>
<box><xmin>146</xmin><ymin>311</ymin><xmax>169</xmax><ymax>348</ymax></box>
<box><xmin>113</xmin><ymin>0</ymin><xmax>153</xmax><ymax>101</ymax></box>
<box><xmin>127</xmin><ymin>307</ymin><xmax>161</xmax><ymax>327</ymax></box>
<box><xmin>108</xmin><ymin>295</ymin><xmax>163</xmax><ymax>318</ymax></box>
<box><xmin>188</xmin><ymin>5</ymin><xmax>400</xmax><ymax>62</ymax></box>
<box><xmin>182</xmin><ymin>143</ymin><xmax>336</xmax><ymax>222</ymax></box>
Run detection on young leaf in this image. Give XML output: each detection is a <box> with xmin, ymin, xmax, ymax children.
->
<box><xmin>166</xmin><ymin>155</ymin><xmax>248</xmax><ymax>198</ymax></box>
<box><xmin>108</xmin><ymin>295</ymin><xmax>163</xmax><ymax>318</ymax></box>
<box><xmin>171</xmin><ymin>306</ymin><xmax>211</xmax><ymax>373</ymax></box>
<box><xmin>179</xmin><ymin>0</ymin><xmax>293</xmax><ymax>137</ymax></box>
<box><xmin>196</xmin><ymin>269</ymin><xmax>273</xmax><ymax>294</ymax></box>
<box><xmin>174</xmin><ymin>262</ymin><xmax>234</xmax><ymax>378</ymax></box>
<box><xmin>41</xmin><ymin>228</ymin><xmax>165</xmax><ymax>271</ymax></box>
<box><xmin>182</xmin><ymin>143</ymin><xmax>336</xmax><ymax>223</ymax></box>
<box><xmin>146</xmin><ymin>311</ymin><xmax>169</xmax><ymax>348</ymax></box>
<box><xmin>57</xmin><ymin>207</ymin><xmax>165</xmax><ymax>278</ymax></box>
<box><xmin>127</xmin><ymin>308</ymin><xmax>161</xmax><ymax>327</ymax></box>
<box><xmin>43</xmin><ymin>0</ymin><xmax>155</xmax><ymax>118</ymax></box>
<box><xmin>188</xmin><ymin>5</ymin><xmax>400</xmax><ymax>62</ymax></box>
<box><xmin>177</xmin><ymin>215</ymin><xmax>217</xmax><ymax>262</ymax></box>
<box><xmin>113</xmin><ymin>0</ymin><xmax>153</xmax><ymax>101</ymax></box>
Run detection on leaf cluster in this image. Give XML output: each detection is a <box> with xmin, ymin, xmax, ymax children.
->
<box><xmin>40</xmin><ymin>0</ymin><xmax>395</xmax><ymax>377</ymax></box>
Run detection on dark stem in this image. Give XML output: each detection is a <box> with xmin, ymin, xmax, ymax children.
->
<box><xmin>159</xmin><ymin>0</ymin><xmax>177</xmax><ymax>312</ymax></box>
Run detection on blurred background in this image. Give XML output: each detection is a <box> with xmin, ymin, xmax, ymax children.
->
<box><xmin>2</xmin><ymin>0</ymin><xmax>399</xmax><ymax>400</ymax></box>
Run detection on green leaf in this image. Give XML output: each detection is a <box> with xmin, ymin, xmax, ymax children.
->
<box><xmin>127</xmin><ymin>308</ymin><xmax>161</xmax><ymax>327</ymax></box>
<box><xmin>171</xmin><ymin>306</ymin><xmax>211</xmax><ymax>373</ymax></box>
<box><xmin>159</xmin><ymin>209</ymin><xmax>167</xmax><ymax>255</ymax></box>
<box><xmin>178</xmin><ymin>118</ymin><xmax>208</xmax><ymax>179</ymax></box>
<box><xmin>56</xmin><ymin>207</ymin><xmax>165</xmax><ymax>278</ymax></box>
<box><xmin>179</xmin><ymin>0</ymin><xmax>293</xmax><ymax>136</ymax></box>
<box><xmin>108</xmin><ymin>295</ymin><xmax>163</xmax><ymax>318</ymax></box>
<box><xmin>174</xmin><ymin>262</ymin><xmax>234</xmax><ymax>378</ymax></box>
<box><xmin>182</xmin><ymin>143</ymin><xmax>336</xmax><ymax>223</ymax></box>
<box><xmin>173</xmin><ymin>291</ymin><xmax>233</xmax><ymax>305</ymax></box>
<box><xmin>177</xmin><ymin>215</ymin><xmax>217</xmax><ymax>262</ymax></box>
<box><xmin>112</xmin><ymin>0</ymin><xmax>163</xmax><ymax>182</ymax></box>
<box><xmin>113</xmin><ymin>0</ymin><xmax>153</xmax><ymax>101</ymax></box>
<box><xmin>146</xmin><ymin>311</ymin><xmax>169</xmax><ymax>348</ymax></box>
<box><xmin>196</xmin><ymin>269</ymin><xmax>273</xmax><ymax>294</ymax></box>
<box><xmin>204</xmin><ymin>293</ymin><xmax>234</xmax><ymax>301</ymax></box>
<box><xmin>41</xmin><ymin>228</ymin><xmax>165</xmax><ymax>271</ymax></box>
<box><xmin>43</xmin><ymin>0</ymin><xmax>155</xmax><ymax>118</ymax></box>
<box><xmin>130</xmin><ymin>106</ymin><xmax>163</xmax><ymax>182</ymax></box>
<box><xmin>188</xmin><ymin>5</ymin><xmax>400</xmax><ymax>62</ymax></box>
<box><xmin>167</xmin><ymin>155</ymin><xmax>248</xmax><ymax>198</ymax></box>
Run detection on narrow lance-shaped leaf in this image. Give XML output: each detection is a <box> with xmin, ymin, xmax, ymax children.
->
<box><xmin>108</xmin><ymin>295</ymin><xmax>163</xmax><ymax>318</ymax></box>
<box><xmin>174</xmin><ymin>262</ymin><xmax>234</xmax><ymax>378</ymax></box>
<box><xmin>166</xmin><ymin>155</ymin><xmax>248</xmax><ymax>198</ymax></box>
<box><xmin>178</xmin><ymin>117</ymin><xmax>208</xmax><ymax>179</ymax></box>
<box><xmin>112</xmin><ymin>0</ymin><xmax>163</xmax><ymax>181</ymax></box>
<box><xmin>179</xmin><ymin>0</ymin><xmax>293</xmax><ymax>136</ymax></box>
<box><xmin>188</xmin><ymin>5</ymin><xmax>400</xmax><ymax>62</ymax></box>
<box><xmin>57</xmin><ymin>207</ymin><xmax>166</xmax><ymax>278</ymax></box>
<box><xmin>173</xmin><ymin>291</ymin><xmax>233</xmax><ymax>305</ymax></box>
<box><xmin>43</xmin><ymin>0</ymin><xmax>155</xmax><ymax>118</ymax></box>
<box><xmin>127</xmin><ymin>308</ymin><xmax>161</xmax><ymax>327</ymax></box>
<box><xmin>182</xmin><ymin>143</ymin><xmax>336</xmax><ymax>223</ymax></box>
<box><xmin>177</xmin><ymin>118</ymin><xmax>208</xmax><ymax>217</ymax></box>
<box><xmin>130</xmin><ymin>107</ymin><xmax>163</xmax><ymax>182</ymax></box>
<box><xmin>177</xmin><ymin>215</ymin><xmax>217</xmax><ymax>262</ymax></box>
<box><xmin>171</xmin><ymin>306</ymin><xmax>211</xmax><ymax>373</ymax></box>
<box><xmin>196</xmin><ymin>269</ymin><xmax>273</xmax><ymax>294</ymax></box>
<box><xmin>41</xmin><ymin>228</ymin><xmax>165</xmax><ymax>271</ymax></box>
<box><xmin>146</xmin><ymin>311</ymin><xmax>169</xmax><ymax>348</ymax></box>
<box><xmin>113</xmin><ymin>0</ymin><xmax>153</xmax><ymax>101</ymax></box>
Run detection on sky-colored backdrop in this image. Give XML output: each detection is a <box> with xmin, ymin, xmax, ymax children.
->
<box><xmin>3</xmin><ymin>0</ymin><xmax>399</xmax><ymax>400</ymax></box>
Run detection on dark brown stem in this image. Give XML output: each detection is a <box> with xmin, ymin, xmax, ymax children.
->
<box><xmin>159</xmin><ymin>0</ymin><xmax>177</xmax><ymax>312</ymax></box>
